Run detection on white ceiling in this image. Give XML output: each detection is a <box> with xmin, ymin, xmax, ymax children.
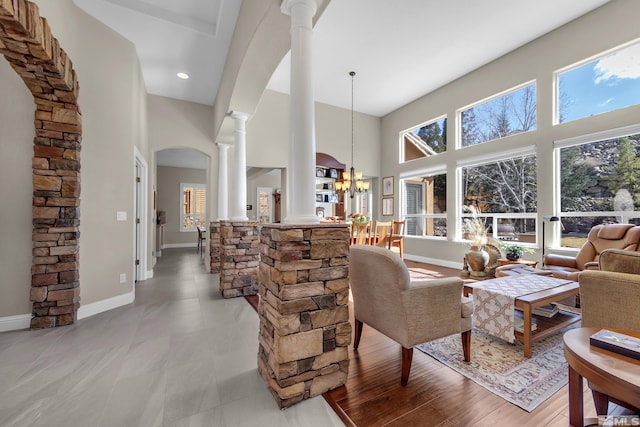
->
<box><xmin>74</xmin><ymin>0</ymin><xmax>610</xmax><ymax>117</ymax></box>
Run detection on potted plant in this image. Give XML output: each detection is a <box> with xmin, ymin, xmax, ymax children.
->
<box><xmin>500</xmin><ymin>242</ymin><xmax>533</xmax><ymax>261</ymax></box>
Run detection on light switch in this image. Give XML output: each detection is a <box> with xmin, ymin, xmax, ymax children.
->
<box><xmin>117</xmin><ymin>211</ymin><xmax>127</xmax><ymax>221</ymax></box>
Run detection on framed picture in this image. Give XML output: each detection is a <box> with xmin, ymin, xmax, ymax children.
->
<box><xmin>382</xmin><ymin>197</ymin><xmax>394</xmax><ymax>216</ymax></box>
<box><xmin>329</xmin><ymin>194</ymin><xmax>339</xmax><ymax>203</ymax></box>
<box><xmin>329</xmin><ymin>168</ymin><xmax>339</xmax><ymax>179</ymax></box>
<box><xmin>316</xmin><ymin>194</ymin><xmax>323</xmax><ymax>203</ymax></box>
<box><xmin>316</xmin><ymin>168</ymin><xmax>325</xmax><ymax>177</ymax></box>
<box><xmin>382</xmin><ymin>176</ymin><xmax>394</xmax><ymax>196</ymax></box>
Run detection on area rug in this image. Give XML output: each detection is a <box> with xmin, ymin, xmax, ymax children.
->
<box><xmin>417</xmin><ymin>327</ymin><xmax>573</xmax><ymax>412</ymax></box>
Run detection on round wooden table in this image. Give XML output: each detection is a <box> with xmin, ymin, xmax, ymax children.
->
<box><xmin>563</xmin><ymin>327</ymin><xmax>640</xmax><ymax>427</ymax></box>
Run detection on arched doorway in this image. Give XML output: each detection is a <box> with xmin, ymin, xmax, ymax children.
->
<box><xmin>0</xmin><ymin>0</ymin><xmax>81</xmax><ymax>328</ymax></box>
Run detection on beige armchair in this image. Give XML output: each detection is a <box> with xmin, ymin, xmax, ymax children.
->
<box><xmin>579</xmin><ymin>249</ymin><xmax>640</xmax><ymax>414</ymax></box>
<box><xmin>350</xmin><ymin>245</ymin><xmax>473</xmax><ymax>386</ymax></box>
<box><xmin>544</xmin><ymin>223</ymin><xmax>640</xmax><ymax>281</ymax></box>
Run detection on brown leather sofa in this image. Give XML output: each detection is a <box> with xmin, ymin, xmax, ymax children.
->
<box><xmin>543</xmin><ymin>223</ymin><xmax>640</xmax><ymax>281</ymax></box>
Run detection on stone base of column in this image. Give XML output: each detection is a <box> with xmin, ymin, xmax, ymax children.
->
<box><xmin>257</xmin><ymin>223</ymin><xmax>351</xmax><ymax>408</ymax></box>
<box><xmin>219</xmin><ymin>220</ymin><xmax>260</xmax><ymax>298</ymax></box>
<box><xmin>209</xmin><ymin>221</ymin><xmax>221</xmax><ymax>274</ymax></box>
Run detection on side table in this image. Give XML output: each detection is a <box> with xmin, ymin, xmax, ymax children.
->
<box><xmin>563</xmin><ymin>327</ymin><xmax>640</xmax><ymax>427</ymax></box>
<box><xmin>497</xmin><ymin>258</ymin><xmax>537</xmax><ymax>268</ymax></box>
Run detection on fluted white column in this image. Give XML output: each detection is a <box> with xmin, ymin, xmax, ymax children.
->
<box><xmin>230</xmin><ymin>112</ymin><xmax>249</xmax><ymax>221</ymax></box>
<box><xmin>281</xmin><ymin>0</ymin><xmax>323</xmax><ymax>224</ymax></box>
<box><xmin>216</xmin><ymin>142</ymin><xmax>230</xmax><ymax>220</ymax></box>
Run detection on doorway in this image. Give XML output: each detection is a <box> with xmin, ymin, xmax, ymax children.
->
<box><xmin>134</xmin><ymin>148</ymin><xmax>148</xmax><ymax>282</ymax></box>
<box><xmin>257</xmin><ymin>187</ymin><xmax>273</xmax><ymax>223</ymax></box>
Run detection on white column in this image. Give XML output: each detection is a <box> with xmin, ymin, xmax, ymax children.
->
<box><xmin>216</xmin><ymin>142</ymin><xmax>230</xmax><ymax>220</ymax></box>
<box><xmin>281</xmin><ymin>0</ymin><xmax>323</xmax><ymax>224</ymax></box>
<box><xmin>230</xmin><ymin>112</ymin><xmax>249</xmax><ymax>221</ymax></box>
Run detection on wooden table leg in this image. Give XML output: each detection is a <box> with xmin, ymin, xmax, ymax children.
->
<box><xmin>522</xmin><ymin>304</ymin><xmax>532</xmax><ymax>358</ymax></box>
<box><xmin>568</xmin><ymin>364</ymin><xmax>584</xmax><ymax>427</ymax></box>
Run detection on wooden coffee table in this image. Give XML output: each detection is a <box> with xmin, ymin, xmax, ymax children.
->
<box><xmin>464</xmin><ymin>276</ymin><xmax>581</xmax><ymax>358</ymax></box>
<box><xmin>564</xmin><ymin>327</ymin><xmax>640</xmax><ymax>427</ymax></box>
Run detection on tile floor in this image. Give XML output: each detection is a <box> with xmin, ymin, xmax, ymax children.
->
<box><xmin>0</xmin><ymin>248</ymin><xmax>344</xmax><ymax>426</ymax></box>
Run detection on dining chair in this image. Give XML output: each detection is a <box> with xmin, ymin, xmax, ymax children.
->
<box><xmin>389</xmin><ymin>220</ymin><xmax>406</xmax><ymax>259</ymax></box>
<box><xmin>372</xmin><ymin>221</ymin><xmax>392</xmax><ymax>248</ymax></box>
<box><xmin>351</xmin><ymin>221</ymin><xmax>372</xmax><ymax>245</ymax></box>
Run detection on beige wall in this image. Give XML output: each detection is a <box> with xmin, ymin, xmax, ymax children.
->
<box><xmin>381</xmin><ymin>0</ymin><xmax>640</xmax><ymax>267</ymax></box>
<box><xmin>32</xmin><ymin>0</ymin><xmax>145</xmax><ymax>309</ymax></box>
<box><xmin>157</xmin><ymin>166</ymin><xmax>207</xmax><ymax>246</ymax></box>
<box><xmin>248</xmin><ymin>89</ymin><xmax>381</xmax><ymax>180</ymax></box>
<box><xmin>147</xmin><ymin>95</ymin><xmax>216</xmax><ymax>230</ymax></box>
<box><xmin>0</xmin><ymin>56</ymin><xmax>36</xmax><ymax>317</ymax></box>
<box><xmin>247</xmin><ymin>171</ymin><xmax>282</xmax><ymax>222</ymax></box>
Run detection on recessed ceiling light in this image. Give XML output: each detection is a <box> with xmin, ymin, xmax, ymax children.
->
<box><xmin>177</xmin><ymin>72</ymin><xmax>189</xmax><ymax>80</ymax></box>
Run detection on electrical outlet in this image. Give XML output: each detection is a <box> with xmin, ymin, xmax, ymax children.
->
<box><xmin>119</xmin><ymin>273</ymin><xmax>126</xmax><ymax>283</ymax></box>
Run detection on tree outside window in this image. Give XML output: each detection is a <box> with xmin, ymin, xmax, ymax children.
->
<box><xmin>558</xmin><ymin>132</ymin><xmax>640</xmax><ymax>247</ymax></box>
<box><xmin>461</xmin><ymin>83</ymin><xmax>536</xmax><ymax>147</ymax></box>
<box><xmin>461</xmin><ymin>153</ymin><xmax>537</xmax><ymax>243</ymax></box>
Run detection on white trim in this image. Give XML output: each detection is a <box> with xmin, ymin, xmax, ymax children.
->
<box><xmin>163</xmin><ymin>242</ymin><xmax>198</xmax><ymax>249</ymax></box>
<box><xmin>399</xmin><ymin>166</ymin><xmax>446</xmax><ymax>179</ymax></box>
<box><xmin>77</xmin><ymin>291</ymin><xmax>135</xmax><ymax>320</ymax></box>
<box><xmin>553</xmin><ymin>124</ymin><xmax>640</xmax><ymax>149</ymax></box>
<box><xmin>404</xmin><ymin>253</ymin><xmax>462</xmax><ymax>270</ymax></box>
<box><xmin>0</xmin><ymin>314</ymin><xmax>31</xmax><ymax>332</ymax></box>
<box><xmin>146</xmin><ymin>268</ymin><xmax>154</xmax><ymax>279</ymax></box>
<box><xmin>134</xmin><ymin>147</ymin><xmax>148</xmax><ymax>285</ymax></box>
<box><xmin>456</xmin><ymin>145</ymin><xmax>536</xmax><ymax>168</ymax></box>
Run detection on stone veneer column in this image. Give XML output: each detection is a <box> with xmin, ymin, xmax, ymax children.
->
<box><xmin>1</xmin><ymin>0</ymin><xmax>82</xmax><ymax>328</ymax></box>
<box><xmin>258</xmin><ymin>223</ymin><xmax>351</xmax><ymax>408</ymax></box>
<box><xmin>209</xmin><ymin>221</ymin><xmax>221</xmax><ymax>274</ymax></box>
<box><xmin>219</xmin><ymin>220</ymin><xmax>260</xmax><ymax>297</ymax></box>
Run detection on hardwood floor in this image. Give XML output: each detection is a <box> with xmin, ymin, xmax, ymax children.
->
<box><xmin>249</xmin><ymin>260</ymin><xmax>630</xmax><ymax>426</ymax></box>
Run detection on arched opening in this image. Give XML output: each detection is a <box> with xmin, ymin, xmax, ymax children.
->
<box><xmin>0</xmin><ymin>0</ymin><xmax>81</xmax><ymax>328</ymax></box>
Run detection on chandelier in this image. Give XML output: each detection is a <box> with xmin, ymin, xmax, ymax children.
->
<box><xmin>335</xmin><ymin>71</ymin><xmax>369</xmax><ymax>198</ymax></box>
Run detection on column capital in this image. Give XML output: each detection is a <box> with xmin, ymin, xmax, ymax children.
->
<box><xmin>280</xmin><ymin>0</ymin><xmax>323</xmax><ymax>16</ymax></box>
<box><xmin>216</xmin><ymin>142</ymin><xmax>230</xmax><ymax>149</ymax></box>
<box><xmin>230</xmin><ymin>111</ymin><xmax>250</xmax><ymax>121</ymax></box>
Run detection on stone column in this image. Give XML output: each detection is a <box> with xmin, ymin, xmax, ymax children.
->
<box><xmin>281</xmin><ymin>0</ymin><xmax>323</xmax><ymax>224</ymax></box>
<box><xmin>230</xmin><ymin>112</ymin><xmax>249</xmax><ymax>221</ymax></box>
<box><xmin>209</xmin><ymin>221</ymin><xmax>221</xmax><ymax>274</ymax></box>
<box><xmin>216</xmin><ymin>142</ymin><xmax>230</xmax><ymax>221</ymax></box>
<box><xmin>258</xmin><ymin>223</ymin><xmax>351</xmax><ymax>408</ymax></box>
<box><xmin>219</xmin><ymin>220</ymin><xmax>260</xmax><ymax>297</ymax></box>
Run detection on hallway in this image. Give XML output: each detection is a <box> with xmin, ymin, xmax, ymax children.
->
<box><xmin>0</xmin><ymin>248</ymin><xmax>343</xmax><ymax>426</ymax></box>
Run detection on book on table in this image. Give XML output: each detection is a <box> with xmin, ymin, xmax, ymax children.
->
<box><xmin>532</xmin><ymin>304</ymin><xmax>559</xmax><ymax>318</ymax></box>
<box><xmin>514</xmin><ymin>317</ymin><xmax>537</xmax><ymax>333</ymax></box>
<box><xmin>590</xmin><ymin>329</ymin><xmax>640</xmax><ymax>360</ymax></box>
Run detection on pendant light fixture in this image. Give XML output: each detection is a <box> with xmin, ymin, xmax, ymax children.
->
<box><xmin>335</xmin><ymin>71</ymin><xmax>369</xmax><ymax>198</ymax></box>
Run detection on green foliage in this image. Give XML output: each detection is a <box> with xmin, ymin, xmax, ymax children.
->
<box><xmin>499</xmin><ymin>242</ymin><xmax>533</xmax><ymax>259</ymax></box>
<box><xmin>560</xmin><ymin>146</ymin><xmax>595</xmax><ymax>211</ymax></box>
<box><xmin>417</xmin><ymin>121</ymin><xmax>446</xmax><ymax>153</ymax></box>
<box><xmin>601</xmin><ymin>137</ymin><xmax>640</xmax><ymax>208</ymax></box>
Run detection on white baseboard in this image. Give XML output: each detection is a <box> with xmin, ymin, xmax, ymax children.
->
<box><xmin>146</xmin><ymin>268</ymin><xmax>154</xmax><ymax>279</ymax></box>
<box><xmin>162</xmin><ymin>243</ymin><xmax>197</xmax><ymax>249</ymax></box>
<box><xmin>404</xmin><ymin>254</ymin><xmax>463</xmax><ymax>270</ymax></box>
<box><xmin>77</xmin><ymin>290</ymin><xmax>135</xmax><ymax>320</ymax></box>
<box><xmin>0</xmin><ymin>314</ymin><xmax>31</xmax><ymax>332</ymax></box>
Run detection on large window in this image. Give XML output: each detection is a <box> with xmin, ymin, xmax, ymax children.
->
<box><xmin>460</xmin><ymin>152</ymin><xmax>537</xmax><ymax>243</ymax></box>
<box><xmin>557</xmin><ymin>128</ymin><xmax>640</xmax><ymax>248</ymax></box>
<box><xmin>401</xmin><ymin>172</ymin><xmax>446</xmax><ymax>237</ymax></box>
<box><xmin>460</xmin><ymin>82</ymin><xmax>537</xmax><ymax>147</ymax></box>
<box><xmin>180</xmin><ymin>183</ymin><xmax>206</xmax><ymax>232</ymax></box>
<box><xmin>400</xmin><ymin>116</ymin><xmax>447</xmax><ymax>162</ymax></box>
<box><xmin>557</xmin><ymin>40</ymin><xmax>640</xmax><ymax>124</ymax></box>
